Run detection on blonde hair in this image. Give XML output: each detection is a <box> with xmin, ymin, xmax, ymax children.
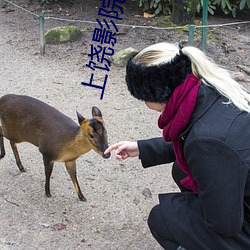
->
<box><xmin>134</xmin><ymin>42</ymin><xmax>250</xmax><ymax>113</ymax></box>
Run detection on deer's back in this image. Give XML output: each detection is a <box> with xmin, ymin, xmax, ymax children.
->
<box><xmin>0</xmin><ymin>94</ymin><xmax>79</xmax><ymax>148</ymax></box>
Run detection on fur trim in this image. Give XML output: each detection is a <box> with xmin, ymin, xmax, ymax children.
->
<box><xmin>125</xmin><ymin>53</ymin><xmax>192</xmax><ymax>103</ymax></box>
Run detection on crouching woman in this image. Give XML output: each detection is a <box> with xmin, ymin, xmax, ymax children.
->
<box><xmin>105</xmin><ymin>42</ymin><xmax>250</xmax><ymax>249</ymax></box>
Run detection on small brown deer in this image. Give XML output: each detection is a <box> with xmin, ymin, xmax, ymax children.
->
<box><xmin>0</xmin><ymin>94</ymin><xmax>110</xmax><ymax>201</ymax></box>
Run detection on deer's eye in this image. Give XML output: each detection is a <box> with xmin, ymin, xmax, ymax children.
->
<box><xmin>89</xmin><ymin>133</ymin><xmax>94</xmax><ymax>139</ymax></box>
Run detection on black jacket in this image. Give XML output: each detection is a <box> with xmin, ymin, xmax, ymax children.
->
<box><xmin>138</xmin><ymin>84</ymin><xmax>250</xmax><ymax>249</ymax></box>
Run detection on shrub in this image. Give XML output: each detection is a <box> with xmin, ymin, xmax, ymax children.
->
<box><xmin>136</xmin><ymin>0</ymin><xmax>172</xmax><ymax>15</ymax></box>
<box><xmin>135</xmin><ymin>0</ymin><xmax>250</xmax><ymax>18</ymax></box>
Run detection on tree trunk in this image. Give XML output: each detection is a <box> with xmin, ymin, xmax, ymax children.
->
<box><xmin>171</xmin><ymin>0</ymin><xmax>198</xmax><ymax>25</ymax></box>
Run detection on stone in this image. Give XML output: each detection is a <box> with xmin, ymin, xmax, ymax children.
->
<box><xmin>142</xmin><ymin>187</ymin><xmax>152</xmax><ymax>198</ymax></box>
<box><xmin>45</xmin><ymin>26</ymin><xmax>82</xmax><ymax>44</ymax></box>
<box><xmin>231</xmin><ymin>71</ymin><xmax>247</xmax><ymax>82</ymax></box>
<box><xmin>112</xmin><ymin>47</ymin><xmax>138</xmax><ymax>67</ymax></box>
<box><xmin>0</xmin><ymin>0</ymin><xmax>6</xmax><ymax>8</ymax></box>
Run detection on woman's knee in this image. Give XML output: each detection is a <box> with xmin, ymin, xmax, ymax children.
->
<box><xmin>148</xmin><ymin>204</ymin><xmax>161</xmax><ymax>233</ymax></box>
<box><xmin>148</xmin><ymin>205</ymin><xmax>179</xmax><ymax>249</ymax></box>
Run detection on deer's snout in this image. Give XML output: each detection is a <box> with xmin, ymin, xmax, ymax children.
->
<box><xmin>102</xmin><ymin>152</ymin><xmax>111</xmax><ymax>159</ymax></box>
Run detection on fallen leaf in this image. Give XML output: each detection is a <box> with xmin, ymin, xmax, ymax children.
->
<box><xmin>143</xmin><ymin>12</ymin><xmax>155</xmax><ymax>18</ymax></box>
<box><xmin>142</xmin><ymin>188</ymin><xmax>152</xmax><ymax>198</ymax></box>
<box><xmin>51</xmin><ymin>223</ymin><xmax>67</xmax><ymax>231</ymax></box>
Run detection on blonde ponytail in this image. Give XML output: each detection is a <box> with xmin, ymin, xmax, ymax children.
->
<box><xmin>181</xmin><ymin>46</ymin><xmax>250</xmax><ymax>112</ymax></box>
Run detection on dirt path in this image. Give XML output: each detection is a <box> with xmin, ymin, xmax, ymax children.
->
<box><xmin>0</xmin><ymin>3</ymin><xmax>175</xmax><ymax>250</ymax></box>
<box><xmin>0</xmin><ymin>1</ymin><xmax>249</xmax><ymax>249</ymax></box>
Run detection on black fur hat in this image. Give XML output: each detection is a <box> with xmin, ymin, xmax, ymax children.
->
<box><xmin>125</xmin><ymin>52</ymin><xmax>192</xmax><ymax>103</ymax></box>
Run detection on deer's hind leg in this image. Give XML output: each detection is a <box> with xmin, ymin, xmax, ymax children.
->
<box><xmin>65</xmin><ymin>160</ymin><xmax>86</xmax><ymax>202</ymax></box>
<box><xmin>10</xmin><ymin>141</ymin><xmax>26</xmax><ymax>172</ymax></box>
<box><xmin>0</xmin><ymin>126</ymin><xmax>5</xmax><ymax>159</ymax></box>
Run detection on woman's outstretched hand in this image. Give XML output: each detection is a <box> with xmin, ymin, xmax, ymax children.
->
<box><xmin>104</xmin><ymin>141</ymin><xmax>139</xmax><ymax>160</ymax></box>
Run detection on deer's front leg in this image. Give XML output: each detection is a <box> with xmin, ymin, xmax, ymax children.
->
<box><xmin>65</xmin><ymin>160</ymin><xmax>86</xmax><ymax>202</ymax></box>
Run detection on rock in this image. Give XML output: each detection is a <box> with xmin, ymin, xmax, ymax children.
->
<box><xmin>231</xmin><ymin>71</ymin><xmax>247</xmax><ymax>82</ymax></box>
<box><xmin>45</xmin><ymin>26</ymin><xmax>82</xmax><ymax>44</ymax></box>
<box><xmin>133</xmin><ymin>197</ymin><xmax>140</xmax><ymax>205</ymax></box>
<box><xmin>0</xmin><ymin>0</ymin><xmax>5</xmax><ymax>8</ymax></box>
<box><xmin>112</xmin><ymin>47</ymin><xmax>138</xmax><ymax>67</ymax></box>
<box><xmin>142</xmin><ymin>187</ymin><xmax>152</xmax><ymax>198</ymax></box>
<box><xmin>39</xmin><ymin>223</ymin><xmax>50</xmax><ymax>228</ymax></box>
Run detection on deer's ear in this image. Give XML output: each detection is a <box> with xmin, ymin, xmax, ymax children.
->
<box><xmin>92</xmin><ymin>106</ymin><xmax>102</xmax><ymax>118</ymax></box>
<box><xmin>76</xmin><ymin>111</ymin><xmax>85</xmax><ymax>125</ymax></box>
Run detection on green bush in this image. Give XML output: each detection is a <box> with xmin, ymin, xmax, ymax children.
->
<box><xmin>135</xmin><ymin>0</ymin><xmax>250</xmax><ymax>18</ymax></box>
<box><xmin>136</xmin><ymin>0</ymin><xmax>172</xmax><ymax>15</ymax></box>
<box><xmin>197</xmin><ymin>0</ymin><xmax>250</xmax><ymax>18</ymax></box>
<box><xmin>196</xmin><ymin>0</ymin><xmax>216</xmax><ymax>15</ymax></box>
<box><xmin>213</xmin><ymin>0</ymin><xmax>250</xmax><ymax>17</ymax></box>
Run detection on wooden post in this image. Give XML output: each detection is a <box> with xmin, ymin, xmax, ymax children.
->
<box><xmin>39</xmin><ymin>11</ymin><xmax>45</xmax><ymax>55</ymax></box>
<box><xmin>188</xmin><ymin>25</ymin><xmax>195</xmax><ymax>46</ymax></box>
<box><xmin>202</xmin><ymin>0</ymin><xmax>208</xmax><ymax>51</ymax></box>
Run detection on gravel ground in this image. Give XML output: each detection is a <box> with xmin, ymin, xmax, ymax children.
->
<box><xmin>0</xmin><ymin>1</ymin><xmax>249</xmax><ymax>249</ymax></box>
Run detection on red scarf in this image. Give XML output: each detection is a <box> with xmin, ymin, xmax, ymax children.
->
<box><xmin>158</xmin><ymin>73</ymin><xmax>201</xmax><ymax>194</ymax></box>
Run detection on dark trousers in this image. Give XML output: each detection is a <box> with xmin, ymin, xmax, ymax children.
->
<box><xmin>148</xmin><ymin>162</ymin><xmax>188</xmax><ymax>250</ymax></box>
